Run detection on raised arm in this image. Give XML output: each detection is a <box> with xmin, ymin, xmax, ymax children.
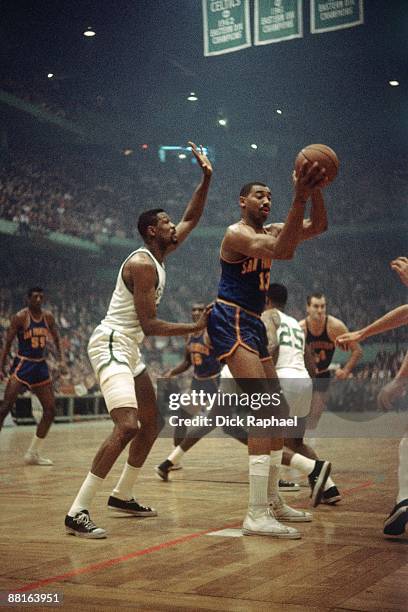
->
<box><xmin>0</xmin><ymin>314</ymin><xmax>20</xmax><ymax>378</ymax></box>
<box><xmin>131</xmin><ymin>257</ymin><xmax>208</xmax><ymax>337</ymax></box>
<box><xmin>300</xmin><ymin>189</ymin><xmax>328</xmax><ymax>241</ymax></box>
<box><xmin>165</xmin><ymin>142</ymin><xmax>212</xmax><ymax>255</ymax></box>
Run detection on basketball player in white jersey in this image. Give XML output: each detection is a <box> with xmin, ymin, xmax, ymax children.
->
<box><xmin>337</xmin><ymin>256</ymin><xmax>408</xmax><ymax>537</ymax></box>
<box><xmin>262</xmin><ymin>283</ymin><xmax>336</xmax><ymax>507</ymax></box>
<box><xmin>65</xmin><ymin>142</ymin><xmax>212</xmax><ymax>538</ymax></box>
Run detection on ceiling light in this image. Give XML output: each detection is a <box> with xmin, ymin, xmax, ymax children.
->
<box><xmin>84</xmin><ymin>27</ymin><xmax>96</xmax><ymax>37</ymax></box>
<box><xmin>388</xmin><ymin>80</ymin><xmax>399</xmax><ymax>87</ymax></box>
<box><xmin>250</xmin><ymin>144</ymin><xmax>258</xmax><ymax>150</ymax></box>
<box><xmin>276</xmin><ymin>109</ymin><xmax>282</xmax><ymax>115</ymax></box>
<box><xmin>47</xmin><ymin>73</ymin><xmax>54</xmax><ymax>79</ymax></box>
<box><xmin>218</xmin><ymin>118</ymin><xmax>227</xmax><ymax>126</ymax></box>
<box><xmin>187</xmin><ymin>92</ymin><xmax>198</xmax><ymax>101</ymax></box>
<box><xmin>178</xmin><ymin>153</ymin><xmax>187</xmax><ymax>159</ymax></box>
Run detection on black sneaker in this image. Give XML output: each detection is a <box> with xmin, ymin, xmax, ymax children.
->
<box><xmin>308</xmin><ymin>460</ymin><xmax>332</xmax><ymax>507</ymax></box>
<box><xmin>107</xmin><ymin>496</ymin><xmax>157</xmax><ymax>516</ymax></box>
<box><xmin>383</xmin><ymin>499</ymin><xmax>408</xmax><ymax>536</ymax></box>
<box><xmin>279</xmin><ymin>479</ymin><xmax>300</xmax><ymax>492</ymax></box>
<box><xmin>321</xmin><ymin>485</ymin><xmax>342</xmax><ymax>505</ymax></box>
<box><xmin>155</xmin><ymin>460</ymin><xmax>173</xmax><ymax>482</ymax></box>
<box><xmin>65</xmin><ymin>510</ymin><xmax>107</xmax><ymax>539</ymax></box>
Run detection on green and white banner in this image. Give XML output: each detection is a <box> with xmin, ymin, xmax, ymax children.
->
<box><xmin>311</xmin><ymin>0</ymin><xmax>364</xmax><ymax>34</ymax></box>
<box><xmin>202</xmin><ymin>0</ymin><xmax>251</xmax><ymax>56</ymax></box>
<box><xmin>254</xmin><ymin>0</ymin><xmax>303</xmax><ymax>45</ymax></box>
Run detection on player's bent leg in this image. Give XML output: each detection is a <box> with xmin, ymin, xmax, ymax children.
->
<box><xmin>0</xmin><ymin>377</ymin><xmax>25</xmax><ymax>430</ymax></box>
<box><xmin>108</xmin><ymin>370</ymin><xmax>158</xmax><ymax>517</ymax></box>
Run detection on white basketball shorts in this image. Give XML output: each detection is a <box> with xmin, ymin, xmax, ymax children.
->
<box><xmin>87</xmin><ymin>324</ymin><xmax>146</xmax><ymax>412</ymax></box>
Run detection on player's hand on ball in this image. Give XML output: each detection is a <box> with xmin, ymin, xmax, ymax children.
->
<box><xmin>294</xmin><ymin>160</ymin><xmax>327</xmax><ymax>200</ymax></box>
<box><xmin>188</xmin><ymin>141</ymin><xmax>213</xmax><ymax>177</ymax></box>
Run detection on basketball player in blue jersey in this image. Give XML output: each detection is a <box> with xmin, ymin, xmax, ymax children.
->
<box><xmin>65</xmin><ymin>142</ymin><xmax>213</xmax><ymax>539</ymax></box>
<box><xmin>156</xmin><ymin>302</ymin><xmax>248</xmax><ymax>480</ymax></box>
<box><xmin>0</xmin><ymin>287</ymin><xmax>66</xmax><ymax>465</ymax></box>
<box><xmin>207</xmin><ymin>162</ymin><xmax>329</xmax><ymax>538</ymax></box>
<box><xmin>299</xmin><ymin>292</ymin><xmax>362</xmax><ymax>503</ymax></box>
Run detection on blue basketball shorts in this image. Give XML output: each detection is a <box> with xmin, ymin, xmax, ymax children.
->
<box><xmin>207</xmin><ymin>299</ymin><xmax>271</xmax><ymax>362</ymax></box>
<box><xmin>10</xmin><ymin>356</ymin><xmax>51</xmax><ymax>389</ymax></box>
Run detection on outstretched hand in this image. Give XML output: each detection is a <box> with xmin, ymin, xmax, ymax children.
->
<box><xmin>194</xmin><ymin>303</ymin><xmax>213</xmax><ymax>332</ymax></box>
<box><xmin>336</xmin><ymin>330</ymin><xmax>364</xmax><ymax>351</ymax></box>
<box><xmin>390</xmin><ymin>256</ymin><xmax>408</xmax><ymax>287</ymax></box>
<box><xmin>188</xmin><ymin>142</ymin><xmax>213</xmax><ymax>177</ymax></box>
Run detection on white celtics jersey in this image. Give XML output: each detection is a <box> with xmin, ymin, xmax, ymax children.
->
<box><xmin>101</xmin><ymin>247</ymin><xmax>166</xmax><ymax>341</ymax></box>
<box><xmin>276</xmin><ymin>310</ymin><xmax>307</xmax><ymax>372</ymax></box>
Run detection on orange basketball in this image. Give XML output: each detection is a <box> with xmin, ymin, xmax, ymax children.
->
<box><xmin>295</xmin><ymin>144</ymin><xmax>339</xmax><ymax>184</ymax></box>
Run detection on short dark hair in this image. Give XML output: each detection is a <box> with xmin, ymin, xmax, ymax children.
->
<box><xmin>27</xmin><ymin>287</ymin><xmax>44</xmax><ymax>297</ymax></box>
<box><xmin>307</xmin><ymin>292</ymin><xmax>325</xmax><ymax>305</ymax></box>
<box><xmin>137</xmin><ymin>208</ymin><xmax>166</xmax><ymax>240</ymax></box>
<box><xmin>240</xmin><ymin>182</ymin><xmax>268</xmax><ymax>198</ymax></box>
<box><xmin>267</xmin><ymin>283</ymin><xmax>288</xmax><ymax>308</ymax></box>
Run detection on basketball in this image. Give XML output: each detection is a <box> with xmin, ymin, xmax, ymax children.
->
<box><xmin>295</xmin><ymin>144</ymin><xmax>339</xmax><ymax>184</ymax></box>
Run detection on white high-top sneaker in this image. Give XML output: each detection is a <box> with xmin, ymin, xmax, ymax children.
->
<box><xmin>270</xmin><ymin>494</ymin><xmax>312</xmax><ymax>522</ymax></box>
<box><xmin>242</xmin><ymin>508</ymin><xmax>301</xmax><ymax>538</ymax></box>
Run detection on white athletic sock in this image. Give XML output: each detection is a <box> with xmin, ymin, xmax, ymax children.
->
<box><xmin>68</xmin><ymin>472</ymin><xmax>104</xmax><ymax>516</ymax></box>
<box><xmin>324</xmin><ymin>477</ymin><xmax>335</xmax><ymax>491</ymax></box>
<box><xmin>248</xmin><ymin>455</ymin><xmax>270</xmax><ymax>511</ymax></box>
<box><xmin>397</xmin><ymin>436</ymin><xmax>408</xmax><ymax>503</ymax></box>
<box><xmin>27</xmin><ymin>435</ymin><xmax>45</xmax><ymax>454</ymax></box>
<box><xmin>289</xmin><ymin>453</ymin><xmax>316</xmax><ymax>475</ymax></box>
<box><xmin>112</xmin><ymin>462</ymin><xmax>140</xmax><ymax>500</ymax></box>
<box><xmin>168</xmin><ymin>446</ymin><xmax>185</xmax><ymax>464</ymax></box>
<box><xmin>268</xmin><ymin>450</ymin><xmax>283</xmax><ymax>504</ymax></box>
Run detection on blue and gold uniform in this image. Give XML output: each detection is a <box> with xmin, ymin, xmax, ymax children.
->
<box><xmin>187</xmin><ymin>331</ymin><xmax>221</xmax><ymax>393</ymax></box>
<box><xmin>208</xmin><ymin>251</ymin><xmax>272</xmax><ymax>362</ymax></box>
<box><xmin>10</xmin><ymin>311</ymin><xmax>51</xmax><ymax>388</ymax></box>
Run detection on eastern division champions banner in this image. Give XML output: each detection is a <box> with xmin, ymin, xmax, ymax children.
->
<box><xmin>254</xmin><ymin>0</ymin><xmax>303</xmax><ymax>45</ymax></box>
<box><xmin>311</xmin><ymin>0</ymin><xmax>364</xmax><ymax>33</ymax></box>
<box><xmin>202</xmin><ymin>0</ymin><xmax>251</xmax><ymax>56</ymax></box>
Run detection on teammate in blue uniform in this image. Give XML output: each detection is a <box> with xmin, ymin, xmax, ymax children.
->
<box><xmin>0</xmin><ymin>287</ymin><xmax>66</xmax><ymax>464</ymax></box>
<box><xmin>208</xmin><ymin>164</ymin><xmax>329</xmax><ymax>538</ymax></box>
<box><xmin>156</xmin><ymin>302</ymin><xmax>248</xmax><ymax>480</ymax></box>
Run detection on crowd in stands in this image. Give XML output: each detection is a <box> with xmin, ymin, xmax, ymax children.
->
<box><xmin>1</xmin><ymin>146</ymin><xmax>407</xmax><ymax>244</ymax></box>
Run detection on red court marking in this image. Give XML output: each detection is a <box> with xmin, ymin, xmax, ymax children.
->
<box><xmin>342</xmin><ymin>480</ymin><xmax>374</xmax><ymax>496</ymax></box>
<box><xmin>17</xmin><ymin>523</ymin><xmax>240</xmax><ymax>592</ymax></box>
<box><xmin>16</xmin><ymin>480</ymin><xmax>376</xmax><ymax>592</ymax></box>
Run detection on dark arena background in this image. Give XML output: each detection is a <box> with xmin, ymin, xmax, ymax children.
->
<box><xmin>0</xmin><ymin>1</ymin><xmax>407</xmax><ymax>610</ymax></box>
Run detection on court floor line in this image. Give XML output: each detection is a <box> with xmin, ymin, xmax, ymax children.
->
<box><xmin>15</xmin><ymin>479</ymin><xmax>376</xmax><ymax>593</ymax></box>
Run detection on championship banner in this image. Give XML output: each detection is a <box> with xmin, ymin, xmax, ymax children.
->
<box><xmin>202</xmin><ymin>0</ymin><xmax>251</xmax><ymax>57</ymax></box>
<box><xmin>311</xmin><ymin>0</ymin><xmax>364</xmax><ymax>34</ymax></box>
<box><xmin>254</xmin><ymin>0</ymin><xmax>303</xmax><ymax>46</ymax></box>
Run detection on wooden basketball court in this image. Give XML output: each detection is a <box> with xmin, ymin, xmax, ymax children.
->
<box><xmin>1</xmin><ymin>421</ymin><xmax>407</xmax><ymax>611</ymax></box>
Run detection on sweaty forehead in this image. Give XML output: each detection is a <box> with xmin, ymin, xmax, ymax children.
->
<box><xmin>311</xmin><ymin>298</ymin><xmax>326</xmax><ymax>306</ymax></box>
